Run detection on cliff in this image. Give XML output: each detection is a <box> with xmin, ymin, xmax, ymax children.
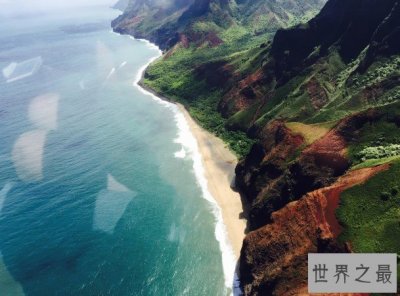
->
<box><xmin>112</xmin><ymin>0</ymin><xmax>326</xmax><ymax>50</ymax></box>
<box><xmin>234</xmin><ymin>0</ymin><xmax>400</xmax><ymax>294</ymax></box>
<box><xmin>112</xmin><ymin>0</ymin><xmax>400</xmax><ymax>294</ymax></box>
<box><xmin>240</xmin><ymin>164</ymin><xmax>389</xmax><ymax>295</ymax></box>
<box><xmin>115</xmin><ymin>0</ymin><xmax>327</xmax><ymax>157</ymax></box>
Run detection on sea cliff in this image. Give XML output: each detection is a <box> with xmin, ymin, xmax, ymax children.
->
<box><xmin>112</xmin><ymin>0</ymin><xmax>400</xmax><ymax>294</ymax></box>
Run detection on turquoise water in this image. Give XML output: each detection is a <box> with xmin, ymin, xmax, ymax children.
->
<box><xmin>0</xmin><ymin>6</ymin><xmax>229</xmax><ymax>295</ymax></box>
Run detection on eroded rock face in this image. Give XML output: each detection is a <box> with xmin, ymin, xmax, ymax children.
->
<box><xmin>359</xmin><ymin>1</ymin><xmax>400</xmax><ymax>71</ymax></box>
<box><xmin>112</xmin><ymin>0</ymin><xmax>327</xmax><ymax>50</ymax></box>
<box><xmin>236</xmin><ymin>121</ymin><xmax>304</xmax><ymax>228</ymax></box>
<box><xmin>236</xmin><ymin>103</ymin><xmax>400</xmax><ymax>293</ymax></box>
<box><xmin>219</xmin><ymin>69</ymin><xmax>265</xmax><ymax>117</ymax></box>
<box><xmin>271</xmin><ymin>0</ymin><xmax>399</xmax><ymax>83</ymax></box>
<box><xmin>236</xmin><ymin>105</ymin><xmax>400</xmax><ymax>293</ymax></box>
<box><xmin>236</xmin><ymin>106</ymin><xmax>390</xmax><ymax>228</ymax></box>
<box><xmin>236</xmin><ymin>116</ymin><xmax>355</xmax><ymax>230</ymax></box>
<box><xmin>218</xmin><ymin>0</ymin><xmax>399</xmax><ymax>130</ymax></box>
<box><xmin>111</xmin><ymin>0</ymin><xmax>195</xmax><ymax>49</ymax></box>
<box><xmin>240</xmin><ymin>165</ymin><xmax>389</xmax><ymax>296</ymax></box>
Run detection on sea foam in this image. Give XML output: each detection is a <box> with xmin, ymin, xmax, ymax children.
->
<box><xmin>173</xmin><ymin>107</ymin><xmax>238</xmax><ymax>294</ymax></box>
<box><xmin>131</xmin><ymin>37</ymin><xmax>239</xmax><ymax>295</ymax></box>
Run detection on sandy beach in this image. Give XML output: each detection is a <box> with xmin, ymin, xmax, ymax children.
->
<box><xmin>138</xmin><ymin>78</ymin><xmax>246</xmax><ymax>258</ymax></box>
<box><xmin>176</xmin><ymin>104</ymin><xmax>247</xmax><ymax>258</ymax></box>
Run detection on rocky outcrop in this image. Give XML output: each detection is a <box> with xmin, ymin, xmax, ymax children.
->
<box><xmin>112</xmin><ymin>0</ymin><xmax>400</xmax><ymax>294</ymax></box>
<box><xmin>270</xmin><ymin>0</ymin><xmax>399</xmax><ymax>83</ymax></box>
<box><xmin>240</xmin><ymin>164</ymin><xmax>389</xmax><ymax>296</ymax></box>
<box><xmin>111</xmin><ymin>0</ymin><xmax>194</xmax><ymax>49</ymax></box>
<box><xmin>236</xmin><ymin>99</ymin><xmax>400</xmax><ymax>292</ymax></box>
<box><xmin>236</xmin><ymin>106</ymin><xmax>389</xmax><ymax>227</ymax></box>
<box><xmin>219</xmin><ymin>0</ymin><xmax>400</xmax><ymax>128</ymax></box>
<box><xmin>236</xmin><ymin>113</ymin><xmax>358</xmax><ymax>230</ymax></box>
<box><xmin>112</xmin><ymin>0</ymin><xmax>326</xmax><ymax>50</ymax></box>
<box><xmin>359</xmin><ymin>1</ymin><xmax>400</xmax><ymax>71</ymax></box>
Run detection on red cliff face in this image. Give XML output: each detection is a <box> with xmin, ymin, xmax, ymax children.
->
<box><xmin>236</xmin><ymin>116</ymin><xmax>356</xmax><ymax>230</ymax></box>
<box><xmin>236</xmin><ymin>106</ymin><xmax>400</xmax><ymax>294</ymax></box>
<box><xmin>219</xmin><ymin>69</ymin><xmax>265</xmax><ymax>117</ymax></box>
<box><xmin>236</xmin><ymin>120</ymin><xmax>307</xmax><ymax>228</ymax></box>
<box><xmin>240</xmin><ymin>164</ymin><xmax>389</xmax><ymax>296</ymax></box>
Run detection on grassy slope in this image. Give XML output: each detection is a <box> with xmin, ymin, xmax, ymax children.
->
<box><xmin>142</xmin><ymin>7</ymin><xmax>324</xmax><ymax>157</ymax></box>
<box><xmin>345</xmin><ymin>103</ymin><xmax>400</xmax><ymax>168</ymax></box>
<box><xmin>140</xmin><ymin>2</ymin><xmax>400</xmax><ymax>285</ymax></box>
<box><xmin>338</xmin><ymin>103</ymin><xmax>400</xmax><ymax>283</ymax></box>
<box><xmin>143</xmin><ymin>25</ymin><xmax>269</xmax><ymax>156</ymax></box>
<box><xmin>337</xmin><ymin>160</ymin><xmax>400</xmax><ymax>283</ymax></box>
<box><xmin>228</xmin><ymin>49</ymin><xmax>400</xmax><ymax>134</ymax></box>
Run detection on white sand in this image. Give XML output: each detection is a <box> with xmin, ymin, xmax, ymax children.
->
<box><xmin>177</xmin><ymin>104</ymin><xmax>246</xmax><ymax>258</ymax></box>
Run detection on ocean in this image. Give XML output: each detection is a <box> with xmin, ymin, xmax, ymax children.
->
<box><xmin>0</xmin><ymin>6</ymin><xmax>234</xmax><ymax>295</ymax></box>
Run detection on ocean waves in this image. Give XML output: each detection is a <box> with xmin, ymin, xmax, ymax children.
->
<box><xmin>132</xmin><ymin>37</ymin><xmax>238</xmax><ymax>295</ymax></box>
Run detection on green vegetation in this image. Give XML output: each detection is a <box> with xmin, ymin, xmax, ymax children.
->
<box><xmin>256</xmin><ymin>47</ymin><xmax>400</xmax><ymax>125</ymax></box>
<box><xmin>187</xmin><ymin>93</ymin><xmax>256</xmax><ymax>157</ymax></box>
<box><xmin>346</xmin><ymin>107</ymin><xmax>400</xmax><ymax>165</ymax></box>
<box><xmin>143</xmin><ymin>50</ymin><xmax>258</xmax><ymax>157</ymax></box>
<box><xmin>285</xmin><ymin>121</ymin><xmax>334</xmax><ymax>145</ymax></box>
<box><xmin>337</xmin><ymin>161</ymin><xmax>400</xmax><ymax>282</ymax></box>
<box><xmin>356</xmin><ymin>144</ymin><xmax>400</xmax><ymax>162</ymax></box>
<box><xmin>144</xmin><ymin>60</ymin><xmax>254</xmax><ymax>158</ymax></box>
<box><xmin>118</xmin><ymin>0</ymin><xmax>400</xmax><ymax>292</ymax></box>
<box><xmin>142</xmin><ymin>23</ymin><xmax>278</xmax><ymax>157</ymax></box>
<box><xmin>133</xmin><ymin>0</ymin><xmax>325</xmax><ymax>157</ymax></box>
<box><xmin>351</xmin><ymin>155</ymin><xmax>400</xmax><ymax>170</ymax></box>
<box><xmin>351</xmin><ymin>56</ymin><xmax>400</xmax><ymax>89</ymax></box>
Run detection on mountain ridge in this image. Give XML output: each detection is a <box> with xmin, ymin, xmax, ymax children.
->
<box><xmin>112</xmin><ymin>0</ymin><xmax>327</xmax><ymax>49</ymax></box>
<box><xmin>112</xmin><ymin>0</ymin><xmax>400</xmax><ymax>294</ymax></box>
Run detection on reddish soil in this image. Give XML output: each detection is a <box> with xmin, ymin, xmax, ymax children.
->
<box><xmin>303</xmin><ymin>127</ymin><xmax>349</xmax><ymax>174</ymax></box>
<box><xmin>260</xmin><ymin>121</ymin><xmax>304</xmax><ymax>163</ymax></box>
<box><xmin>240</xmin><ymin>164</ymin><xmax>389</xmax><ymax>296</ymax></box>
<box><xmin>305</xmin><ymin>77</ymin><xmax>329</xmax><ymax>110</ymax></box>
<box><xmin>240</xmin><ymin>69</ymin><xmax>264</xmax><ymax>89</ymax></box>
<box><xmin>309</xmin><ymin>164</ymin><xmax>389</xmax><ymax>238</ymax></box>
<box><xmin>180</xmin><ymin>34</ymin><xmax>190</xmax><ymax>48</ymax></box>
<box><xmin>205</xmin><ymin>31</ymin><xmax>223</xmax><ymax>47</ymax></box>
<box><xmin>219</xmin><ymin>69</ymin><xmax>265</xmax><ymax>117</ymax></box>
<box><xmin>122</xmin><ymin>16</ymin><xmax>144</xmax><ymax>27</ymax></box>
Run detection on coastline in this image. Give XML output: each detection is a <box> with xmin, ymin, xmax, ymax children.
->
<box><xmin>138</xmin><ymin>78</ymin><xmax>246</xmax><ymax>259</ymax></box>
<box><xmin>176</xmin><ymin>103</ymin><xmax>247</xmax><ymax>256</ymax></box>
<box><xmin>128</xmin><ymin>36</ymin><xmax>247</xmax><ymax>292</ymax></box>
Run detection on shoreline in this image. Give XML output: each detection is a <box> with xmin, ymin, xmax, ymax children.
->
<box><xmin>176</xmin><ymin>103</ymin><xmax>247</xmax><ymax>257</ymax></box>
<box><xmin>138</xmin><ymin>80</ymin><xmax>246</xmax><ymax>259</ymax></box>
<box><xmin>129</xmin><ymin>37</ymin><xmax>247</xmax><ymax>292</ymax></box>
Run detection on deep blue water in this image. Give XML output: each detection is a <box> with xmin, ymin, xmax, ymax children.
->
<box><xmin>0</xmin><ymin>6</ymin><xmax>228</xmax><ymax>295</ymax></box>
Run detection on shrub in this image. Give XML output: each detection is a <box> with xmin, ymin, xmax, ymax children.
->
<box><xmin>356</xmin><ymin>144</ymin><xmax>400</xmax><ymax>162</ymax></box>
